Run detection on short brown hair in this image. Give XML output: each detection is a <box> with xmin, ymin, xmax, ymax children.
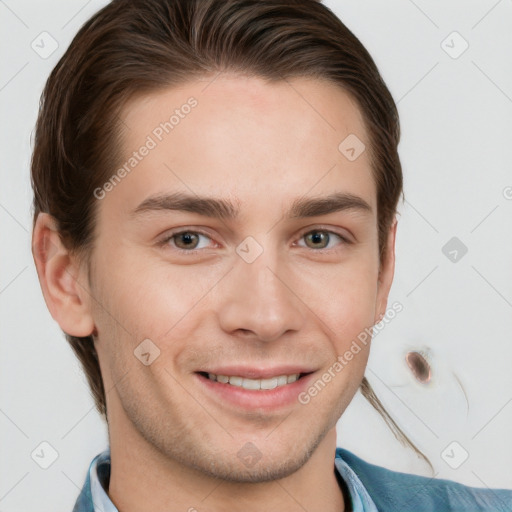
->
<box><xmin>31</xmin><ymin>0</ymin><xmax>431</xmax><ymax>467</ymax></box>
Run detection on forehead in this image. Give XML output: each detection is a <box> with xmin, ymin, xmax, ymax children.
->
<box><xmin>107</xmin><ymin>74</ymin><xmax>375</xmax><ymax>221</ymax></box>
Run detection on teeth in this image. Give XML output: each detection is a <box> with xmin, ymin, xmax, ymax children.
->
<box><xmin>276</xmin><ymin>375</ymin><xmax>288</xmax><ymax>387</ymax></box>
<box><xmin>242</xmin><ymin>378</ymin><xmax>260</xmax><ymax>390</ymax></box>
<box><xmin>229</xmin><ymin>376</ymin><xmax>243</xmax><ymax>387</ymax></box>
<box><xmin>206</xmin><ymin>373</ymin><xmax>300</xmax><ymax>390</ymax></box>
<box><xmin>261</xmin><ymin>377</ymin><xmax>278</xmax><ymax>390</ymax></box>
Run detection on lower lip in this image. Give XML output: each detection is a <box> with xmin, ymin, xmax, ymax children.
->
<box><xmin>195</xmin><ymin>372</ymin><xmax>315</xmax><ymax>411</ymax></box>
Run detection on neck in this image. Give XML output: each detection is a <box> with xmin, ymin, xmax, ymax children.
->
<box><xmin>106</xmin><ymin>404</ymin><xmax>345</xmax><ymax>512</ymax></box>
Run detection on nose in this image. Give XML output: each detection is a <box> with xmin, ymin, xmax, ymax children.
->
<box><xmin>216</xmin><ymin>249</ymin><xmax>305</xmax><ymax>342</ymax></box>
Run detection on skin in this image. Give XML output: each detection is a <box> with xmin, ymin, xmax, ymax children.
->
<box><xmin>33</xmin><ymin>74</ymin><xmax>397</xmax><ymax>512</ymax></box>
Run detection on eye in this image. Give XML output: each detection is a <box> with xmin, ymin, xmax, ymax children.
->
<box><xmin>161</xmin><ymin>230</ymin><xmax>213</xmax><ymax>251</ymax></box>
<box><xmin>297</xmin><ymin>229</ymin><xmax>349</xmax><ymax>250</ymax></box>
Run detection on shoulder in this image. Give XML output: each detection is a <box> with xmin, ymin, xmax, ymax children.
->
<box><xmin>336</xmin><ymin>447</ymin><xmax>512</xmax><ymax>512</ymax></box>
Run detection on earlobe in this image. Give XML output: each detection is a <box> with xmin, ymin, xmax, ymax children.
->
<box><xmin>32</xmin><ymin>212</ymin><xmax>96</xmax><ymax>337</ymax></box>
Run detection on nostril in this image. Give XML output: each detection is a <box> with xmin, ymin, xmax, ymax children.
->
<box><xmin>405</xmin><ymin>351</ymin><xmax>431</xmax><ymax>384</ymax></box>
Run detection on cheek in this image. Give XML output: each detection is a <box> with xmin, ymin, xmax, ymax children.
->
<box><xmin>296</xmin><ymin>256</ymin><xmax>379</xmax><ymax>338</ymax></box>
<box><xmin>98</xmin><ymin>251</ymin><xmax>225</xmax><ymax>342</ymax></box>
<box><xmin>93</xmin><ymin>238</ymin><xmax>379</xmax><ymax>358</ymax></box>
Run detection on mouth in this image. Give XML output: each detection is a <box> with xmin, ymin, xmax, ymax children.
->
<box><xmin>197</xmin><ymin>371</ymin><xmax>311</xmax><ymax>390</ymax></box>
<box><xmin>194</xmin><ymin>368</ymin><xmax>316</xmax><ymax>411</ymax></box>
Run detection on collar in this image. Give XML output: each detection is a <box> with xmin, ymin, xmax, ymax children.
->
<box><xmin>81</xmin><ymin>448</ymin><xmax>378</xmax><ymax>512</ymax></box>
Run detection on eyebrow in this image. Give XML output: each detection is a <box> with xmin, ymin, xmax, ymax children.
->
<box><xmin>130</xmin><ymin>191</ymin><xmax>372</xmax><ymax>220</ymax></box>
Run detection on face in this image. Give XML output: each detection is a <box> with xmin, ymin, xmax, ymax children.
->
<box><xmin>86</xmin><ymin>75</ymin><xmax>394</xmax><ymax>482</ymax></box>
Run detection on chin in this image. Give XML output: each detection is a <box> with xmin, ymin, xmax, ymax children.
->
<box><xmin>190</xmin><ymin>449</ymin><xmax>312</xmax><ymax>483</ymax></box>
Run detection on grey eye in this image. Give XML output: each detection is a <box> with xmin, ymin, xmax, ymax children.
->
<box><xmin>405</xmin><ymin>351</ymin><xmax>431</xmax><ymax>384</ymax></box>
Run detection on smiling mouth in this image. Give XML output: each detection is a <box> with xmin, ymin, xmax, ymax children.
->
<box><xmin>197</xmin><ymin>371</ymin><xmax>311</xmax><ymax>391</ymax></box>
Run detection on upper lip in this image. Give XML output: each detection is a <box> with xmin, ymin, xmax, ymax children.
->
<box><xmin>197</xmin><ymin>365</ymin><xmax>316</xmax><ymax>379</ymax></box>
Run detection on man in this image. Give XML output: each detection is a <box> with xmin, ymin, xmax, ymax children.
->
<box><xmin>31</xmin><ymin>0</ymin><xmax>512</xmax><ymax>510</ymax></box>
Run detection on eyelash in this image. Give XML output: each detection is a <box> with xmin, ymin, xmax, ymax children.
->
<box><xmin>157</xmin><ymin>227</ymin><xmax>352</xmax><ymax>254</ymax></box>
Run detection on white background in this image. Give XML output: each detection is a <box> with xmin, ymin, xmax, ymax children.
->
<box><xmin>1</xmin><ymin>0</ymin><xmax>511</xmax><ymax>510</ymax></box>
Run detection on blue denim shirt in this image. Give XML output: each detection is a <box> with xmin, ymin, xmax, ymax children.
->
<box><xmin>72</xmin><ymin>447</ymin><xmax>512</xmax><ymax>511</ymax></box>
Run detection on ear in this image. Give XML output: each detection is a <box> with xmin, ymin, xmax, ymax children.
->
<box><xmin>373</xmin><ymin>217</ymin><xmax>397</xmax><ymax>325</ymax></box>
<box><xmin>32</xmin><ymin>212</ymin><xmax>95</xmax><ymax>337</ymax></box>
